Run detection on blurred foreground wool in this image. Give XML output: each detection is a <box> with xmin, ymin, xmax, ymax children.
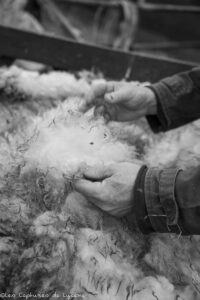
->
<box><xmin>1</xmin><ymin>66</ymin><xmax>200</xmax><ymax>299</ymax></box>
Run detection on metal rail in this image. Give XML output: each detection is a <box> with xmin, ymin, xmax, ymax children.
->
<box><xmin>138</xmin><ymin>0</ymin><xmax>200</xmax><ymax>12</ymax></box>
<box><xmin>56</xmin><ymin>0</ymin><xmax>126</xmax><ymax>6</ymax></box>
<box><xmin>133</xmin><ymin>41</ymin><xmax>200</xmax><ymax>51</ymax></box>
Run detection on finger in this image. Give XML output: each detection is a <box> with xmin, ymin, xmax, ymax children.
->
<box><xmin>85</xmin><ymin>82</ymin><xmax>107</xmax><ymax>107</ymax></box>
<box><xmin>105</xmin><ymin>81</ymin><xmax>117</xmax><ymax>93</ymax></box>
<box><xmin>92</xmin><ymin>82</ymin><xmax>108</xmax><ymax>97</ymax></box>
<box><xmin>83</xmin><ymin>164</ymin><xmax>113</xmax><ymax>181</ymax></box>
<box><xmin>74</xmin><ymin>179</ymin><xmax>103</xmax><ymax>199</ymax></box>
<box><xmin>86</xmin><ymin>81</ymin><xmax>118</xmax><ymax>104</ymax></box>
<box><xmin>104</xmin><ymin>88</ymin><xmax>130</xmax><ymax>104</ymax></box>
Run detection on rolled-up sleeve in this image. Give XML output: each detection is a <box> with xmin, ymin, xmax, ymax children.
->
<box><xmin>146</xmin><ymin>67</ymin><xmax>200</xmax><ymax>132</ymax></box>
<box><xmin>144</xmin><ymin>168</ymin><xmax>183</xmax><ymax>234</ymax></box>
<box><xmin>132</xmin><ymin>165</ymin><xmax>200</xmax><ymax>235</ymax></box>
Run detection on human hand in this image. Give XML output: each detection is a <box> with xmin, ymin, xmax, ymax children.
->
<box><xmin>74</xmin><ymin>162</ymin><xmax>142</xmax><ymax>217</ymax></box>
<box><xmin>85</xmin><ymin>81</ymin><xmax>157</xmax><ymax>122</ymax></box>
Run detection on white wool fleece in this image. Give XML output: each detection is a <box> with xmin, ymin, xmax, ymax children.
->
<box><xmin>2</xmin><ymin>65</ymin><xmax>200</xmax><ymax>299</ymax></box>
<box><xmin>23</xmin><ymin>97</ymin><xmax>137</xmax><ymax>180</ymax></box>
<box><xmin>0</xmin><ymin>66</ymin><xmax>90</xmax><ymax>100</ymax></box>
<box><xmin>19</xmin><ymin>97</ymin><xmax>198</xmax><ymax>300</ymax></box>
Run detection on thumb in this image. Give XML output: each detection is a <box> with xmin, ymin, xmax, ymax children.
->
<box><xmin>74</xmin><ymin>179</ymin><xmax>103</xmax><ymax>199</ymax></box>
<box><xmin>83</xmin><ymin>164</ymin><xmax>113</xmax><ymax>181</ymax></box>
<box><xmin>105</xmin><ymin>88</ymin><xmax>130</xmax><ymax>104</ymax></box>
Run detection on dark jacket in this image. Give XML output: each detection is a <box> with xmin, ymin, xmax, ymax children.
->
<box><xmin>134</xmin><ymin>67</ymin><xmax>200</xmax><ymax>235</ymax></box>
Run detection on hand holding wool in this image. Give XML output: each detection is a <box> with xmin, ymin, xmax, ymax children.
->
<box><xmin>74</xmin><ymin>162</ymin><xmax>142</xmax><ymax>217</ymax></box>
<box><xmin>85</xmin><ymin>81</ymin><xmax>157</xmax><ymax>121</ymax></box>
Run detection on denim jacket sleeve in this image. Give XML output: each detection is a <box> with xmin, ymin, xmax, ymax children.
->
<box><xmin>146</xmin><ymin>67</ymin><xmax>200</xmax><ymax>132</ymax></box>
<box><xmin>132</xmin><ymin>165</ymin><xmax>200</xmax><ymax>235</ymax></box>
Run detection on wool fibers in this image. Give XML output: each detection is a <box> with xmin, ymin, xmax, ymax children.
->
<box><xmin>23</xmin><ymin>98</ymin><xmax>136</xmax><ymax>176</ymax></box>
<box><xmin>0</xmin><ymin>66</ymin><xmax>90</xmax><ymax>101</ymax></box>
<box><xmin>1</xmin><ymin>66</ymin><xmax>200</xmax><ymax>299</ymax></box>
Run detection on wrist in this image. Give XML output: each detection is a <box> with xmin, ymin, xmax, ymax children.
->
<box><xmin>144</xmin><ymin>87</ymin><xmax>157</xmax><ymax>115</ymax></box>
<box><xmin>132</xmin><ymin>165</ymin><xmax>154</xmax><ymax>233</ymax></box>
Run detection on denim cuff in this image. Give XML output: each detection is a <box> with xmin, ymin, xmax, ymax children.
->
<box><xmin>145</xmin><ymin>168</ymin><xmax>182</xmax><ymax>234</ymax></box>
<box><xmin>159</xmin><ymin>169</ymin><xmax>181</xmax><ymax>226</ymax></box>
<box><xmin>145</xmin><ymin>168</ymin><xmax>168</xmax><ymax>233</ymax></box>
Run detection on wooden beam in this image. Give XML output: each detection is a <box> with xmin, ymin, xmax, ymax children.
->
<box><xmin>0</xmin><ymin>26</ymin><xmax>134</xmax><ymax>79</ymax></box>
<box><xmin>0</xmin><ymin>26</ymin><xmax>198</xmax><ymax>82</ymax></box>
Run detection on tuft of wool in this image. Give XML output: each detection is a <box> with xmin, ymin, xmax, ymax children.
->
<box><xmin>23</xmin><ymin>98</ymin><xmax>136</xmax><ymax>180</ymax></box>
<box><xmin>144</xmin><ymin>120</ymin><xmax>200</xmax><ymax>169</ymax></box>
<box><xmin>0</xmin><ymin>66</ymin><xmax>90</xmax><ymax>101</ymax></box>
<box><xmin>0</xmin><ymin>66</ymin><xmax>93</xmax><ymax>160</ymax></box>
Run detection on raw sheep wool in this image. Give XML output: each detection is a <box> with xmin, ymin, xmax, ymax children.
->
<box><xmin>0</xmin><ymin>66</ymin><xmax>91</xmax><ymax>138</ymax></box>
<box><xmin>0</xmin><ymin>66</ymin><xmax>90</xmax><ymax>102</ymax></box>
<box><xmin>1</xmin><ymin>66</ymin><xmax>200</xmax><ymax>300</ymax></box>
